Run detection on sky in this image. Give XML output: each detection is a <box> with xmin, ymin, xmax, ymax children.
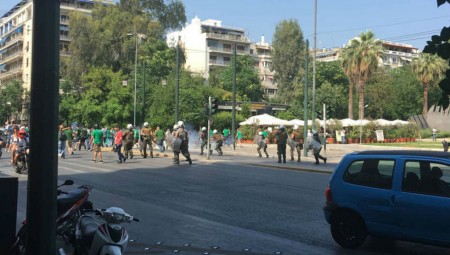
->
<box><xmin>2</xmin><ymin>0</ymin><xmax>450</xmax><ymax>50</ymax></box>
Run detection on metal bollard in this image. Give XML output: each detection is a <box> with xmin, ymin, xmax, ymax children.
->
<box><xmin>0</xmin><ymin>177</ymin><xmax>18</xmax><ymax>254</ymax></box>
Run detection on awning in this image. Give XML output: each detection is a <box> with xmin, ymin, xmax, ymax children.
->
<box><xmin>0</xmin><ymin>64</ymin><xmax>6</xmax><ymax>72</ymax></box>
<box><xmin>0</xmin><ymin>33</ymin><xmax>11</xmax><ymax>46</ymax></box>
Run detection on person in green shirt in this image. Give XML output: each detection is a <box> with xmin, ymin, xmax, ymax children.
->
<box><xmin>223</xmin><ymin>128</ymin><xmax>229</xmax><ymax>146</ymax></box>
<box><xmin>64</xmin><ymin>126</ymin><xmax>74</xmax><ymax>156</ymax></box>
<box><xmin>155</xmin><ymin>126</ymin><xmax>165</xmax><ymax>152</ymax></box>
<box><xmin>236</xmin><ymin>129</ymin><xmax>243</xmax><ymax>148</ymax></box>
<box><xmin>90</xmin><ymin>125</ymin><xmax>104</xmax><ymax>163</ymax></box>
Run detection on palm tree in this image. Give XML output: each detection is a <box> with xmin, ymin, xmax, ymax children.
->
<box><xmin>340</xmin><ymin>45</ymin><xmax>358</xmax><ymax>119</ymax></box>
<box><xmin>411</xmin><ymin>53</ymin><xmax>448</xmax><ymax>117</ymax></box>
<box><xmin>351</xmin><ymin>31</ymin><xmax>384</xmax><ymax>120</ymax></box>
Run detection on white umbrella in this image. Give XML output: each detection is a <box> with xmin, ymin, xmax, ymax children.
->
<box><xmin>392</xmin><ymin>119</ymin><xmax>410</xmax><ymax>125</ymax></box>
<box><xmin>239</xmin><ymin>113</ymin><xmax>290</xmax><ymax>126</ymax></box>
<box><xmin>340</xmin><ymin>118</ymin><xmax>358</xmax><ymax>127</ymax></box>
<box><xmin>289</xmin><ymin>119</ymin><xmax>305</xmax><ymax>126</ymax></box>
<box><xmin>375</xmin><ymin>118</ymin><xmax>391</xmax><ymax>126</ymax></box>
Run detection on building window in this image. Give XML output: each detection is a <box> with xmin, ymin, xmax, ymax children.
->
<box><xmin>237</xmin><ymin>45</ymin><xmax>245</xmax><ymax>51</ymax></box>
<box><xmin>392</xmin><ymin>57</ymin><xmax>397</xmax><ymax>63</ymax></box>
<box><xmin>26</xmin><ymin>58</ymin><xmax>28</xmax><ymax>67</ymax></box>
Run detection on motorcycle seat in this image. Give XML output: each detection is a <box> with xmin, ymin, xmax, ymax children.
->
<box><xmin>57</xmin><ymin>187</ymin><xmax>87</xmax><ymax>214</ymax></box>
<box><xmin>79</xmin><ymin>216</ymin><xmax>98</xmax><ymax>248</ymax></box>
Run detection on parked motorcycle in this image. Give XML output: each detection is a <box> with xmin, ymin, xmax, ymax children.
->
<box><xmin>13</xmin><ymin>147</ymin><xmax>29</xmax><ymax>174</ymax></box>
<box><xmin>71</xmin><ymin>207</ymin><xmax>139</xmax><ymax>255</ymax></box>
<box><xmin>9</xmin><ymin>180</ymin><xmax>93</xmax><ymax>255</ymax></box>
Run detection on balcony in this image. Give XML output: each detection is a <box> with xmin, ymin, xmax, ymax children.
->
<box><xmin>205</xmin><ymin>32</ymin><xmax>250</xmax><ymax>43</ymax></box>
<box><xmin>0</xmin><ymin>51</ymin><xmax>23</xmax><ymax>64</ymax></box>
<box><xmin>209</xmin><ymin>46</ymin><xmax>232</xmax><ymax>54</ymax></box>
<box><xmin>0</xmin><ymin>66</ymin><xmax>23</xmax><ymax>80</ymax></box>
<box><xmin>60</xmin><ymin>50</ymin><xmax>71</xmax><ymax>57</ymax></box>
<box><xmin>1</xmin><ymin>33</ymin><xmax>24</xmax><ymax>49</ymax></box>
<box><xmin>209</xmin><ymin>59</ymin><xmax>230</xmax><ymax>66</ymax></box>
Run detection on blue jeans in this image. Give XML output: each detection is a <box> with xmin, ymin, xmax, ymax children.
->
<box><xmin>116</xmin><ymin>144</ymin><xmax>124</xmax><ymax>162</ymax></box>
<box><xmin>58</xmin><ymin>140</ymin><xmax>66</xmax><ymax>158</ymax></box>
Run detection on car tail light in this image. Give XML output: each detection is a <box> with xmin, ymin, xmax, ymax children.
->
<box><xmin>325</xmin><ymin>187</ymin><xmax>332</xmax><ymax>202</ymax></box>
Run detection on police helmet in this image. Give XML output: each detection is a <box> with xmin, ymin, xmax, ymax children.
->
<box><xmin>293</xmin><ymin>124</ymin><xmax>299</xmax><ymax>130</ymax></box>
<box><xmin>213</xmin><ymin>129</ymin><xmax>217</xmax><ymax>134</ymax></box>
<box><xmin>177</xmin><ymin>121</ymin><xmax>184</xmax><ymax>126</ymax></box>
<box><xmin>143</xmin><ymin>122</ymin><xmax>149</xmax><ymax>127</ymax></box>
<box><xmin>280</xmin><ymin>124</ymin><xmax>285</xmax><ymax>129</ymax></box>
<box><xmin>173</xmin><ymin>124</ymin><xmax>179</xmax><ymax>130</ymax></box>
<box><xmin>259</xmin><ymin>131</ymin><xmax>262</xmax><ymax>135</ymax></box>
<box><xmin>201</xmin><ymin>127</ymin><xmax>206</xmax><ymax>131</ymax></box>
<box><xmin>127</xmin><ymin>124</ymin><xmax>133</xmax><ymax>129</ymax></box>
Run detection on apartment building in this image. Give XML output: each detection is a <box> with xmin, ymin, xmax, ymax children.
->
<box><xmin>0</xmin><ymin>0</ymin><xmax>113</xmax><ymax>90</ymax></box>
<box><xmin>0</xmin><ymin>0</ymin><xmax>112</xmax><ymax>122</ymax></box>
<box><xmin>251</xmin><ymin>36</ymin><xmax>277</xmax><ymax>98</ymax></box>
<box><xmin>315</xmin><ymin>40</ymin><xmax>419</xmax><ymax>68</ymax></box>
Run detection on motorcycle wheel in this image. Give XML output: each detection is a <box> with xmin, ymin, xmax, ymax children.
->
<box><xmin>15</xmin><ymin>162</ymin><xmax>23</xmax><ymax>174</ymax></box>
<box><xmin>9</xmin><ymin>224</ymin><xmax>27</xmax><ymax>255</ymax></box>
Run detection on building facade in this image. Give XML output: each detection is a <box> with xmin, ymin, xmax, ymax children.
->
<box><xmin>0</xmin><ymin>0</ymin><xmax>111</xmax><ymax>123</ymax></box>
<box><xmin>315</xmin><ymin>40</ymin><xmax>420</xmax><ymax>68</ymax></box>
<box><xmin>167</xmin><ymin>17</ymin><xmax>278</xmax><ymax>97</ymax></box>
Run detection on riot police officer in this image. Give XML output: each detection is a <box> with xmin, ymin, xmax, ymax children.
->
<box><xmin>140</xmin><ymin>122</ymin><xmax>154</xmax><ymax>158</ymax></box>
<box><xmin>290</xmin><ymin>125</ymin><xmax>303</xmax><ymax>162</ymax></box>
<box><xmin>173</xmin><ymin>121</ymin><xmax>192</xmax><ymax>165</ymax></box>
<box><xmin>122</xmin><ymin>124</ymin><xmax>134</xmax><ymax>161</ymax></box>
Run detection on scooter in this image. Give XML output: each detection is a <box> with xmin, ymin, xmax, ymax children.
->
<box><xmin>9</xmin><ymin>180</ymin><xmax>93</xmax><ymax>255</ymax></box>
<box><xmin>13</xmin><ymin>147</ymin><xmax>29</xmax><ymax>174</ymax></box>
<box><xmin>72</xmin><ymin>207</ymin><xmax>139</xmax><ymax>255</ymax></box>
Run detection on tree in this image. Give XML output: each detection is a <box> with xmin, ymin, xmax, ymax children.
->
<box><xmin>271</xmin><ymin>19</ymin><xmax>306</xmax><ymax>103</ymax></box>
<box><xmin>411</xmin><ymin>53</ymin><xmax>448</xmax><ymax>116</ymax></box>
<box><xmin>219</xmin><ymin>55</ymin><xmax>262</xmax><ymax>101</ymax></box>
<box><xmin>0</xmin><ymin>80</ymin><xmax>24</xmax><ymax>123</ymax></box>
<box><xmin>344</xmin><ymin>31</ymin><xmax>384</xmax><ymax>119</ymax></box>
<box><xmin>340</xmin><ymin>45</ymin><xmax>359</xmax><ymax>119</ymax></box>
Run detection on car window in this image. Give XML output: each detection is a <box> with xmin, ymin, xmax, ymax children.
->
<box><xmin>343</xmin><ymin>159</ymin><xmax>394</xmax><ymax>189</ymax></box>
<box><xmin>403</xmin><ymin>161</ymin><xmax>450</xmax><ymax>198</ymax></box>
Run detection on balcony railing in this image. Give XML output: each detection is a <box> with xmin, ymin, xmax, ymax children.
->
<box><xmin>209</xmin><ymin>46</ymin><xmax>232</xmax><ymax>53</ymax></box>
<box><xmin>205</xmin><ymin>32</ymin><xmax>250</xmax><ymax>43</ymax></box>
<box><xmin>1</xmin><ymin>33</ymin><xmax>24</xmax><ymax>49</ymax></box>
<box><xmin>0</xmin><ymin>66</ymin><xmax>23</xmax><ymax>80</ymax></box>
<box><xmin>209</xmin><ymin>59</ymin><xmax>230</xmax><ymax>66</ymax></box>
<box><xmin>0</xmin><ymin>51</ymin><xmax>23</xmax><ymax>64</ymax></box>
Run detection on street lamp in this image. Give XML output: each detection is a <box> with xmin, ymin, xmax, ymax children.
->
<box><xmin>359</xmin><ymin>104</ymin><xmax>369</xmax><ymax>145</ymax></box>
<box><xmin>127</xmin><ymin>32</ymin><xmax>138</xmax><ymax>127</ymax></box>
<box><xmin>6</xmin><ymin>101</ymin><xmax>11</xmax><ymax>122</ymax></box>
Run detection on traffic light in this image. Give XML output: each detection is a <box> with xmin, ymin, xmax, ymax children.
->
<box><xmin>325</xmin><ymin>105</ymin><xmax>333</xmax><ymax>118</ymax></box>
<box><xmin>211</xmin><ymin>98</ymin><xmax>219</xmax><ymax>114</ymax></box>
<box><xmin>204</xmin><ymin>103</ymin><xmax>210</xmax><ymax>115</ymax></box>
<box><xmin>316</xmin><ymin>110</ymin><xmax>323</xmax><ymax>120</ymax></box>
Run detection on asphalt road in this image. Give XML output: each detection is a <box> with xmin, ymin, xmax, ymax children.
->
<box><xmin>1</xmin><ymin>144</ymin><xmax>449</xmax><ymax>255</ymax></box>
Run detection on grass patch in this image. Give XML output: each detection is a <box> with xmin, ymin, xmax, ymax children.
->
<box><xmin>365</xmin><ymin>141</ymin><xmax>444</xmax><ymax>149</ymax></box>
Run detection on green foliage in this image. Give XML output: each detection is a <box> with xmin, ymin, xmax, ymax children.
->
<box><xmin>276</xmin><ymin>111</ymin><xmax>295</xmax><ymax>121</ymax></box>
<box><xmin>211</xmin><ymin>112</ymin><xmax>244</xmax><ymax>133</ymax></box>
<box><xmin>240</xmin><ymin>101</ymin><xmax>252</xmax><ymax>119</ymax></box>
<box><xmin>0</xmin><ymin>80</ymin><xmax>24</xmax><ymax>123</ymax></box>
<box><xmin>219</xmin><ymin>55</ymin><xmax>262</xmax><ymax>101</ymax></box>
<box><xmin>239</xmin><ymin>125</ymin><xmax>256</xmax><ymax>140</ymax></box>
<box><xmin>315</xmin><ymin>81</ymin><xmax>348</xmax><ymax>119</ymax></box>
<box><xmin>272</xmin><ymin>19</ymin><xmax>306</xmax><ymax>103</ymax></box>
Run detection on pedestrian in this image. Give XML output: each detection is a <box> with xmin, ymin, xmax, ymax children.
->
<box><xmin>289</xmin><ymin>125</ymin><xmax>303</xmax><ymax>162</ymax></box>
<box><xmin>340</xmin><ymin>128</ymin><xmax>346</xmax><ymax>144</ymax></box>
<box><xmin>443</xmin><ymin>139</ymin><xmax>449</xmax><ymax>152</ymax></box>
<box><xmin>133</xmin><ymin>126</ymin><xmax>140</xmax><ymax>149</ymax></box>
<box><xmin>236</xmin><ymin>128</ymin><xmax>243</xmax><ymax>148</ymax></box>
<box><xmin>64</xmin><ymin>126</ymin><xmax>74</xmax><ymax>155</ymax></box>
<box><xmin>122</xmin><ymin>124</ymin><xmax>135</xmax><ymax>161</ymax></box>
<box><xmin>199</xmin><ymin>127</ymin><xmax>209</xmax><ymax>155</ymax></box>
<box><xmin>223</xmin><ymin>127</ymin><xmax>229</xmax><ymax>146</ymax></box>
<box><xmin>155</xmin><ymin>126</ymin><xmax>165</xmax><ymax>152</ymax></box>
<box><xmin>432</xmin><ymin>128</ymin><xmax>438</xmax><ymax>141</ymax></box>
<box><xmin>212</xmin><ymin>129</ymin><xmax>224</xmax><ymax>156</ymax></box>
<box><xmin>308</xmin><ymin>132</ymin><xmax>327</xmax><ymax>165</ymax></box>
<box><xmin>114</xmin><ymin>126</ymin><xmax>125</xmax><ymax>163</ymax></box>
<box><xmin>58</xmin><ymin>125</ymin><xmax>67</xmax><ymax>159</ymax></box>
<box><xmin>90</xmin><ymin>124</ymin><xmax>104</xmax><ymax>163</ymax></box>
<box><xmin>272</xmin><ymin>124</ymin><xmax>288</xmax><ymax>163</ymax></box>
<box><xmin>140</xmin><ymin>122</ymin><xmax>154</xmax><ymax>158</ymax></box>
<box><xmin>256</xmin><ymin>131</ymin><xmax>269</xmax><ymax>158</ymax></box>
<box><xmin>0</xmin><ymin>131</ymin><xmax>4</xmax><ymax>158</ymax></box>
<box><xmin>173</xmin><ymin>121</ymin><xmax>192</xmax><ymax>165</ymax></box>
<box><xmin>165</xmin><ymin>128</ymin><xmax>172</xmax><ymax>150</ymax></box>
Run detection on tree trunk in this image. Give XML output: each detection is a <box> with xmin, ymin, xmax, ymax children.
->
<box><xmin>348</xmin><ymin>76</ymin><xmax>354</xmax><ymax>119</ymax></box>
<box><xmin>359</xmin><ymin>79</ymin><xmax>365</xmax><ymax>120</ymax></box>
<box><xmin>423</xmin><ymin>83</ymin><xmax>429</xmax><ymax>117</ymax></box>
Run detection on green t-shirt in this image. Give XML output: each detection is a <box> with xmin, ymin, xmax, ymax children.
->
<box><xmin>155</xmin><ymin>129</ymin><xmax>165</xmax><ymax>140</ymax></box>
<box><xmin>262</xmin><ymin>130</ymin><xmax>268</xmax><ymax>139</ymax></box>
<box><xmin>237</xmin><ymin>131</ymin><xmax>243</xmax><ymax>139</ymax></box>
<box><xmin>133</xmin><ymin>129</ymin><xmax>139</xmax><ymax>138</ymax></box>
<box><xmin>92</xmin><ymin>129</ymin><xmax>103</xmax><ymax>145</ymax></box>
<box><xmin>223</xmin><ymin>128</ymin><xmax>229</xmax><ymax>137</ymax></box>
<box><xmin>64</xmin><ymin>129</ymin><xmax>73</xmax><ymax>140</ymax></box>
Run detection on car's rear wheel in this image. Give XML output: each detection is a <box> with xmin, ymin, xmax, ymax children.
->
<box><xmin>330</xmin><ymin>211</ymin><xmax>367</xmax><ymax>248</ymax></box>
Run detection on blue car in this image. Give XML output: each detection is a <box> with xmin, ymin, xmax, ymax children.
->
<box><xmin>324</xmin><ymin>150</ymin><xmax>450</xmax><ymax>248</ymax></box>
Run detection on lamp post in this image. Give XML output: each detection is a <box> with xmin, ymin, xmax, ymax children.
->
<box><xmin>127</xmin><ymin>32</ymin><xmax>138</xmax><ymax>127</ymax></box>
<box><xmin>6</xmin><ymin>101</ymin><xmax>11</xmax><ymax>122</ymax></box>
<box><xmin>359</xmin><ymin>104</ymin><xmax>369</xmax><ymax>144</ymax></box>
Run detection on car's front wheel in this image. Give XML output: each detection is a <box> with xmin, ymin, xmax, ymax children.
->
<box><xmin>330</xmin><ymin>211</ymin><xmax>367</xmax><ymax>248</ymax></box>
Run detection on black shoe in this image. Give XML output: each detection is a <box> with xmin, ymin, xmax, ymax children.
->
<box><xmin>266</xmin><ymin>155</ymin><xmax>269</xmax><ymax>158</ymax></box>
<box><xmin>123</xmin><ymin>157</ymin><xmax>127</xmax><ymax>162</ymax></box>
<box><xmin>258</xmin><ymin>155</ymin><xmax>262</xmax><ymax>158</ymax></box>
<box><xmin>130</xmin><ymin>155</ymin><xmax>134</xmax><ymax>159</ymax></box>
<box><xmin>290</xmin><ymin>158</ymin><xmax>294</xmax><ymax>161</ymax></box>
<box><xmin>314</xmin><ymin>162</ymin><xmax>319</xmax><ymax>165</ymax></box>
<box><xmin>283</xmin><ymin>160</ymin><xmax>286</xmax><ymax>163</ymax></box>
<box><xmin>200</xmin><ymin>152</ymin><xmax>203</xmax><ymax>155</ymax></box>
<box><xmin>278</xmin><ymin>160</ymin><xmax>282</xmax><ymax>163</ymax></box>
<box><xmin>324</xmin><ymin>158</ymin><xmax>327</xmax><ymax>164</ymax></box>
<box><xmin>188</xmin><ymin>159</ymin><xmax>192</xmax><ymax>165</ymax></box>
<box><xmin>117</xmin><ymin>160</ymin><xmax>122</xmax><ymax>164</ymax></box>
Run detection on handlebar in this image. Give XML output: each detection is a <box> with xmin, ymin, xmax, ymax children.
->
<box><xmin>83</xmin><ymin>208</ymin><xmax>138</xmax><ymax>223</ymax></box>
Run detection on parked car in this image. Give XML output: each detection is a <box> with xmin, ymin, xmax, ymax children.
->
<box><xmin>324</xmin><ymin>150</ymin><xmax>450</xmax><ymax>248</ymax></box>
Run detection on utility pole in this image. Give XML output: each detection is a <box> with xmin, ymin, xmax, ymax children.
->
<box><xmin>142</xmin><ymin>61</ymin><xmax>146</xmax><ymax>124</ymax></box>
<box><xmin>232</xmin><ymin>43</ymin><xmax>237</xmax><ymax>150</ymax></box>
<box><xmin>133</xmin><ymin>34</ymin><xmax>138</xmax><ymax>127</ymax></box>
<box><xmin>27</xmin><ymin>0</ymin><xmax>59</xmax><ymax>254</ymax></box>
<box><xmin>303</xmin><ymin>40</ymin><xmax>309</xmax><ymax>157</ymax></box>
<box><xmin>312</xmin><ymin>0</ymin><xmax>317</xmax><ymax>130</ymax></box>
<box><xmin>207</xmin><ymin>96</ymin><xmax>212</xmax><ymax>160</ymax></box>
<box><xmin>175</xmin><ymin>35</ymin><xmax>180</xmax><ymax>123</ymax></box>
